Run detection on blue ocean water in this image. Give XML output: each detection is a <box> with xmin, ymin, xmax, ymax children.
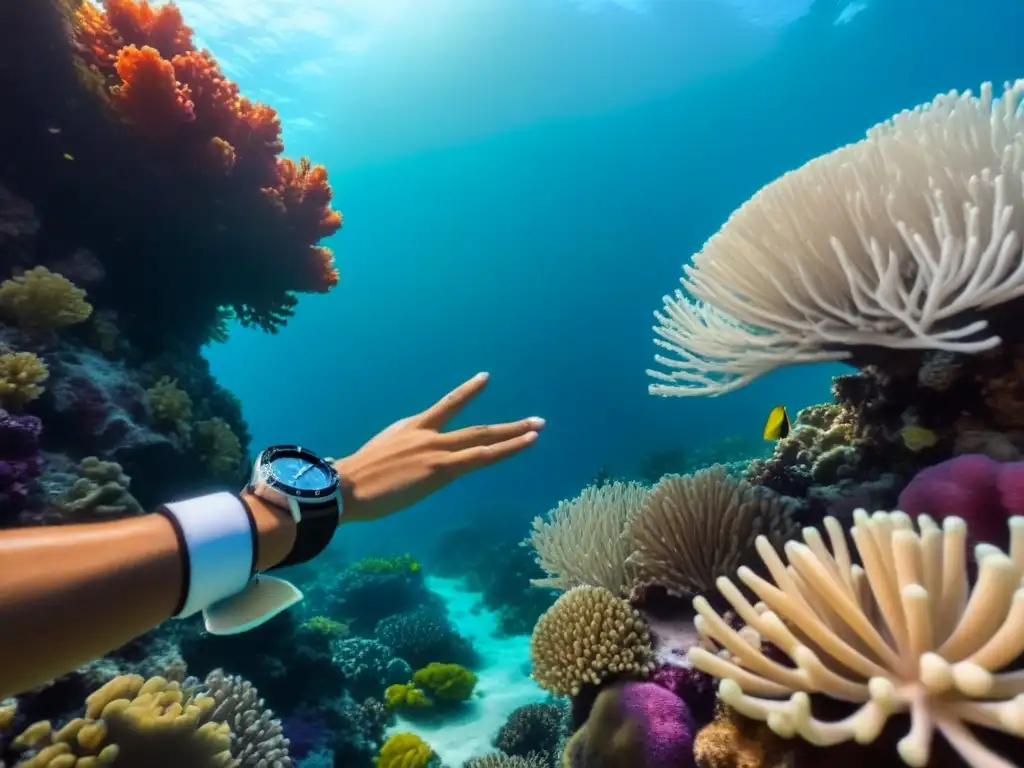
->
<box><xmin>201</xmin><ymin>0</ymin><xmax>1024</xmax><ymax>557</ymax></box>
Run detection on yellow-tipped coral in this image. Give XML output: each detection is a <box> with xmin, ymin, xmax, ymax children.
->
<box><xmin>0</xmin><ymin>267</ymin><xmax>92</xmax><ymax>335</ymax></box>
<box><xmin>0</xmin><ymin>351</ymin><xmax>48</xmax><ymax>407</ymax></box>
<box><xmin>11</xmin><ymin>674</ymin><xmax>235</xmax><ymax>767</ymax></box>
<box><xmin>376</xmin><ymin>732</ymin><xmax>437</xmax><ymax>768</ymax></box>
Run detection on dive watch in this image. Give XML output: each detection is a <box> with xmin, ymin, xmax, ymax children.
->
<box><xmin>247</xmin><ymin>444</ymin><xmax>342</xmax><ymax>568</ymax></box>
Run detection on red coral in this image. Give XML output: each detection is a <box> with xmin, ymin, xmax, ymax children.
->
<box><xmin>111</xmin><ymin>45</ymin><xmax>195</xmax><ymax>139</ymax></box>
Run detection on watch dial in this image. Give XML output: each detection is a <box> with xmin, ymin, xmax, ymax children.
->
<box><xmin>270</xmin><ymin>455</ymin><xmax>333</xmax><ymax>492</ymax></box>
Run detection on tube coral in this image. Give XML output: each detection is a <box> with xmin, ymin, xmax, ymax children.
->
<box><xmin>688</xmin><ymin>510</ymin><xmax>1024</xmax><ymax>767</ymax></box>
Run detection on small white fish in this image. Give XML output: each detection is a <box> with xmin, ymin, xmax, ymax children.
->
<box><xmin>202</xmin><ymin>574</ymin><xmax>304</xmax><ymax>635</ymax></box>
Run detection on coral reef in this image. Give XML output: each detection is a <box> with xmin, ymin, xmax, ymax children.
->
<box><xmin>1</xmin><ymin>0</ymin><xmax>343</xmax><ymax>348</ymax></box>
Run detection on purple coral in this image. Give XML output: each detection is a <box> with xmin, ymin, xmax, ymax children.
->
<box><xmin>651</xmin><ymin>664</ymin><xmax>716</xmax><ymax>729</ymax></box>
<box><xmin>897</xmin><ymin>454</ymin><xmax>1024</xmax><ymax>549</ymax></box>
<box><xmin>567</xmin><ymin>682</ymin><xmax>695</xmax><ymax>768</ymax></box>
<box><xmin>0</xmin><ymin>411</ymin><xmax>43</xmax><ymax>526</ymax></box>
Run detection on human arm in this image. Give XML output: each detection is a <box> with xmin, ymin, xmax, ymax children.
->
<box><xmin>0</xmin><ymin>491</ymin><xmax>294</xmax><ymax>699</ymax></box>
<box><xmin>0</xmin><ymin>372</ymin><xmax>542</xmax><ymax>698</ymax></box>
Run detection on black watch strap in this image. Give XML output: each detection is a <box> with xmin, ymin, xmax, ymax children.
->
<box><xmin>271</xmin><ymin>498</ymin><xmax>340</xmax><ymax>569</ymax></box>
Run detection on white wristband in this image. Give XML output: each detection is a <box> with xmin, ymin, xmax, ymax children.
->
<box><xmin>160</xmin><ymin>492</ymin><xmax>256</xmax><ymax>619</ymax></box>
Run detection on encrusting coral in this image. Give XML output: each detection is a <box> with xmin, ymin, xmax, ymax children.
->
<box><xmin>648</xmin><ymin>80</ymin><xmax>1024</xmax><ymax>396</ymax></box>
<box><xmin>626</xmin><ymin>466</ymin><xmax>798</xmax><ymax>598</ymax></box>
<box><xmin>52</xmin><ymin>456</ymin><xmax>143</xmax><ymax>519</ymax></box>
<box><xmin>530</xmin><ymin>585</ymin><xmax>655</xmax><ymax>697</ymax></box>
<box><xmin>688</xmin><ymin>510</ymin><xmax>1024</xmax><ymax>767</ymax></box>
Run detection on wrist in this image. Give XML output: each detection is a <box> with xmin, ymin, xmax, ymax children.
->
<box><xmin>239</xmin><ymin>489</ymin><xmax>297</xmax><ymax>568</ymax></box>
<box><xmin>332</xmin><ymin>455</ymin><xmax>364</xmax><ymax>524</ymax></box>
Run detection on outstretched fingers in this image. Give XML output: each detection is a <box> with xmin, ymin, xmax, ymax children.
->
<box><xmin>447</xmin><ymin>430</ymin><xmax>539</xmax><ymax>473</ymax></box>
<box><xmin>440</xmin><ymin>417</ymin><xmax>545</xmax><ymax>450</ymax></box>
<box><xmin>418</xmin><ymin>372</ymin><xmax>490</xmax><ymax>430</ymax></box>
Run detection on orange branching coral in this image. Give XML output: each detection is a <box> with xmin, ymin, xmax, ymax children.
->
<box><xmin>112</xmin><ymin>45</ymin><xmax>195</xmax><ymax>139</ymax></box>
<box><xmin>104</xmin><ymin>0</ymin><xmax>195</xmax><ymax>59</ymax></box>
<box><xmin>75</xmin><ymin>2</ymin><xmax>121</xmax><ymax>71</ymax></box>
<box><xmin>70</xmin><ymin>0</ymin><xmax>343</xmax><ymax>336</ymax></box>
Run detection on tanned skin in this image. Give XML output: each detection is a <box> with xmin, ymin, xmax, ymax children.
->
<box><xmin>0</xmin><ymin>373</ymin><xmax>543</xmax><ymax>698</ymax></box>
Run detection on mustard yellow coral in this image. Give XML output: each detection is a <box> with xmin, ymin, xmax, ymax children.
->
<box><xmin>11</xmin><ymin>674</ymin><xmax>234</xmax><ymax>768</ymax></box>
<box><xmin>377</xmin><ymin>732</ymin><xmax>436</xmax><ymax>768</ymax></box>
<box><xmin>384</xmin><ymin>683</ymin><xmax>432</xmax><ymax>710</ymax></box>
<box><xmin>194</xmin><ymin>417</ymin><xmax>243</xmax><ymax>478</ymax></box>
<box><xmin>0</xmin><ymin>267</ymin><xmax>92</xmax><ymax>334</ymax></box>
<box><xmin>412</xmin><ymin>663</ymin><xmax>477</xmax><ymax>702</ymax></box>
<box><xmin>0</xmin><ymin>351</ymin><xmax>48</xmax><ymax>406</ymax></box>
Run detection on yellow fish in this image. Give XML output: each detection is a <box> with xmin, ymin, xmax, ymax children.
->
<box><xmin>62</xmin><ymin>152</ymin><xmax>74</xmax><ymax>161</ymax></box>
<box><xmin>763</xmin><ymin>405</ymin><xmax>790</xmax><ymax>440</ymax></box>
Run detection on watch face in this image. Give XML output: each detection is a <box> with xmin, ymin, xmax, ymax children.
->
<box><xmin>259</xmin><ymin>445</ymin><xmax>338</xmax><ymax>499</ymax></box>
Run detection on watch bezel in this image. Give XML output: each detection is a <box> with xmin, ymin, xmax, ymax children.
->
<box><xmin>256</xmin><ymin>444</ymin><xmax>340</xmax><ymax>501</ymax></box>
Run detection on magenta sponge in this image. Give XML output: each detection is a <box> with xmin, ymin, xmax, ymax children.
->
<box><xmin>897</xmin><ymin>453</ymin><xmax>1024</xmax><ymax>549</ymax></box>
<box><xmin>563</xmin><ymin>681</ymin><xmax>695</xmax><ymax>768</ymax></box>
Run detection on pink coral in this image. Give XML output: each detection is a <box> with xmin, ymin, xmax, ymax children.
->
<box><xmin>897</xmin><ymin>454</ymin><xmax>1024</xmax><ymax>549</ymax></box>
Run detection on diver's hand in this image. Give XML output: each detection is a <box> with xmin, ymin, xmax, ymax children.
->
<box><xmin>333</xmin><ymin>372</ymin><xmax>543</xmax><ymax>523</ymax></box>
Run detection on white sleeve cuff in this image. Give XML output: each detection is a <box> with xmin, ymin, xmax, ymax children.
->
<box><xmin>160</xmin><ymin>492</ymin><xmax>257</xmax><ymax>619</ymax></box>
